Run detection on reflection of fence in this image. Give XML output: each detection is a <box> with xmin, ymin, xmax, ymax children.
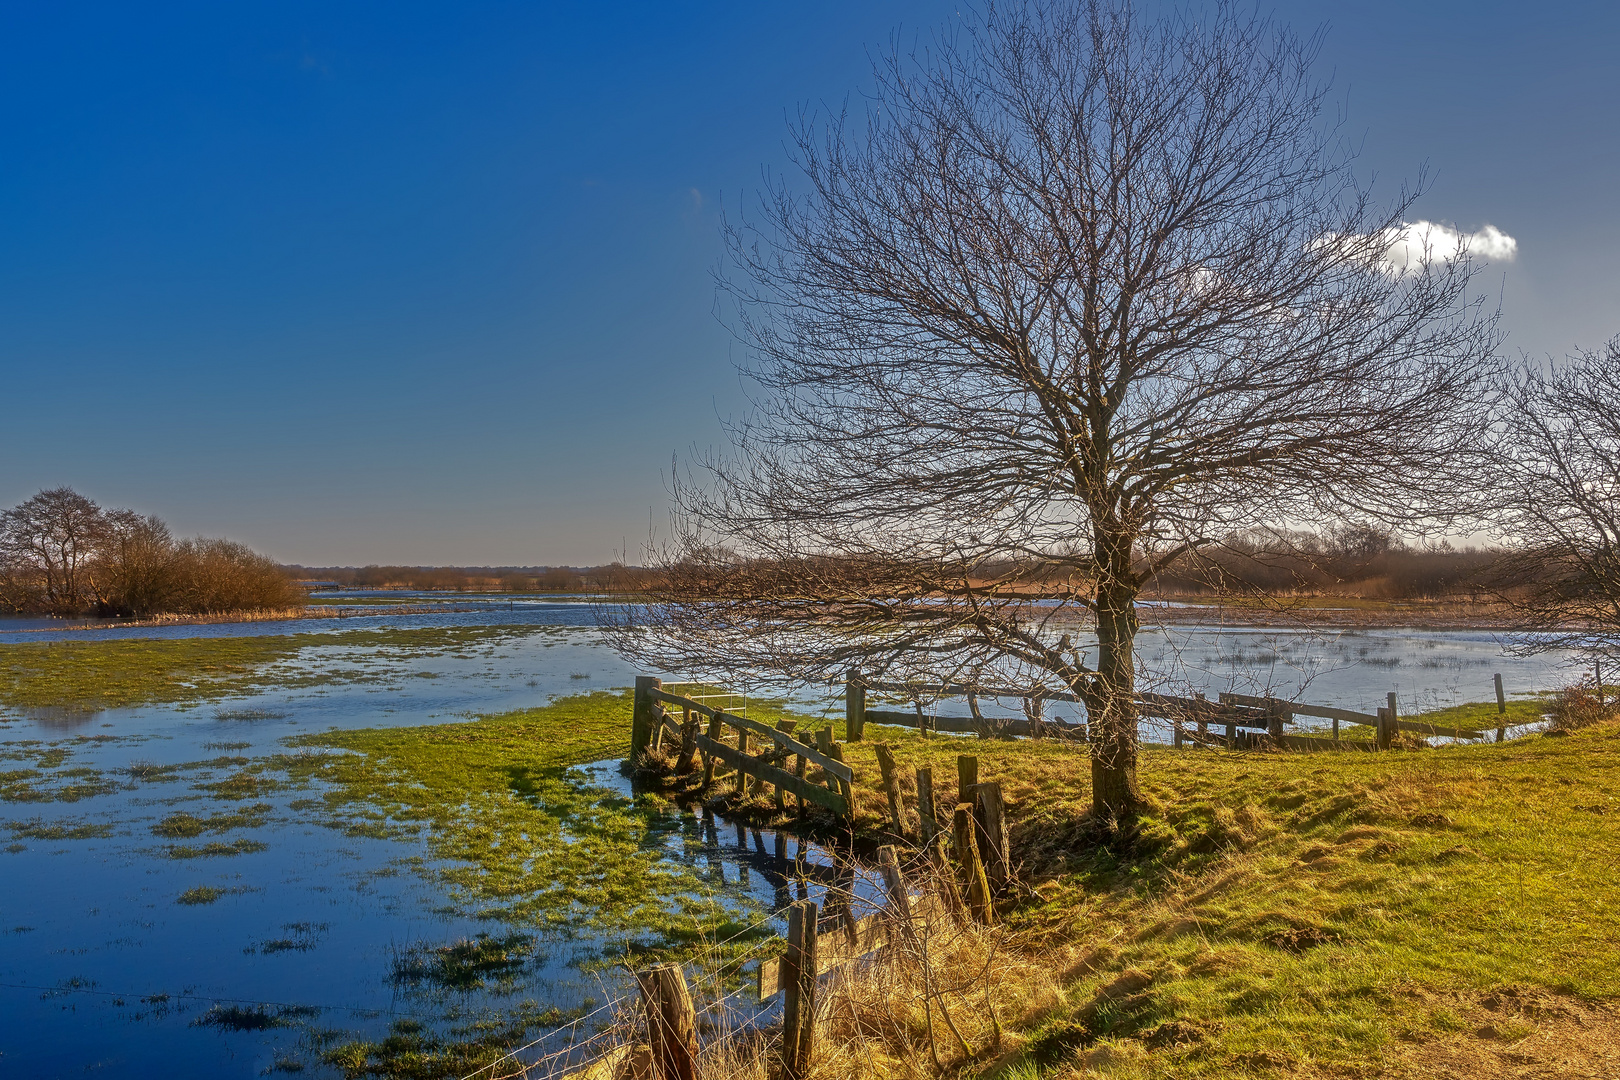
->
<box><xmin>631</xmin><ymin>677</ymin><xmax>853</xmax><ymax>818</ymax></box>
<box><xmin>848</xmin><ymin>672</ymin><xmax>1506</xmax><ymax>751</ymax></box>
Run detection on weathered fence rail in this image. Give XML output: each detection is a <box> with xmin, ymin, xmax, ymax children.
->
<box><xmin>850</xmin><ymin>672</ymin><xmax>1510</xmax><ymax>750</ymax></box>
<box><xmin>631</xmin><ymin>676</ymin><xmax>853</xmax><ymax>818</ymax></box>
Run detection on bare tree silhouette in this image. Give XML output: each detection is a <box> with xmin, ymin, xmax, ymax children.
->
<box><xmin>606</xmin><ymin>0</ymin><xmax>1501</xmax><ymax>818</ymax></box>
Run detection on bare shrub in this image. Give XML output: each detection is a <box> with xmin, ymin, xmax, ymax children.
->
<box><xmin>1547</xmin><ymin>685</ymin><xmax>1616</xmax><ymax>733</ymax></box>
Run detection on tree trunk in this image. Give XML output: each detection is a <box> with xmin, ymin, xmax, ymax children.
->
<box><xmin>1088</xmin><ymin>532</ymin><xmax>1143</xmax><ymax>819</ymax></box>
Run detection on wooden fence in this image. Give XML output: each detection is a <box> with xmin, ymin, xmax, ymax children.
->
<box><xmin>847</xmin><ymin>671</ymin><xmax>1510</xmax><ymax>750</ymax></box>
<box><xmin>631</xmin><ymin>676</ymin><xmax>854</xmax><ymax>818</ymax></box>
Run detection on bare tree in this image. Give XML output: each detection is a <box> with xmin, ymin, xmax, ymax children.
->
<box><xmin>0</xmin><ymin>487</ymin><xmax>109</xmax><ymax>614</ymax></box>
<box><xmin>1491</xmin><ymin>339</ymin><xmax>1620</xmax><ymax>667</ymax></box>
<box><xmin>607</xmin><ymin>0</ymin><xmax>1500</xmax><ymax>818</ymax></box>
<box><xmin>96</xmin><ymin>510</ymin><xmax>176</xmax><ymax>617</ymax></box>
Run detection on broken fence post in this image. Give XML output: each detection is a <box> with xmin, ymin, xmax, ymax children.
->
<box><xmin>639</xmin><ymin>962</ymin><xmax>698</xmax><ymax>1080</ymax></box>
<box><xmin>952</xmin><ymin>803</ymin><xmax>995</xmax><ymax>924</ymax></box>
<box><xmin>779</xmin><ymin>899</ymin><xmax>819</xmax><ymax>1080</ymax></box>
<box><xmin>975</xmin><ymin>780</ymin><xmax>1009</xmax><ymax>892</ymax></box>
<box><xmin>874</xmin><ymin>743</ymin><xmax>906</xmax><ymax>837</ymax></box>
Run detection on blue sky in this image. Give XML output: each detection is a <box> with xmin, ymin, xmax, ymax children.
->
<box><xmin>1</xmin><ymin>1</ymin><xmax>1615</xmax><ymax>566</ymax></box>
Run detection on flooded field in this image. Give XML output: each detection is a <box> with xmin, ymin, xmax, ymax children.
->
<box><xmin>0</xmin><ymin>602</ymin><xmax>1578</xmax><ymax>1077</ymax></box>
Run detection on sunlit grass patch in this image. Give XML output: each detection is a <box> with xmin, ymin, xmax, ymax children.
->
<box><xmin>389</xmin><ymin>932</ymin><xmax>539</xmax><ymax>993</ymax></box>
<box><xmin>321</xmin><ymin>1000</ymin><xmax>588</xmax><ymax>1080</ymax></box>
<box><xmin>5</xmin><ymin>817</ymin><xmax>114</xmax><ymax>841</ymax></box>
<box><xmin>821</xmin><ymin>712</ymin><xmax>1620</xmax><ymax>1076</ymax></box>
<box><xmin>162</xmin><ymin>838</ymin><xmax>268</xmax><ymax>859</ymax></box>
<box><xmin>279</xmin><ymin>690</ymin><xmax>772</xmax><ymax>958</ymax></box>
<box><xmin>151</xmin><ymin>802</ymin><xmax>273</xmax><ymax>838</ymax></box>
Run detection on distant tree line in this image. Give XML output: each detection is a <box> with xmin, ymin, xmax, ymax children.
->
<box><xmin>1145</xmin><ymin>525</ymin><xmax>1500</xmax><ymax>600</ymax></box>
<box><xmin>0</xmin><ymin>488</ymin><xmax>305</xmax><ymax>617</ymax></box>
<box><xmin>288</xmin><ymin>563</ymin><xmax>661</xmax><ymax>593</ymax></box>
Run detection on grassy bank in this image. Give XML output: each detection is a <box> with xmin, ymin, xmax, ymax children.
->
<box><xmin>641</xmin><ymin>702</ymin><xmax>1619</xmax><ymax>1078</ymax></box>
<box><xmin>263</xmin><ymin>684</ymin><xmax>1618</xmax><ymax>1075</ymax></box>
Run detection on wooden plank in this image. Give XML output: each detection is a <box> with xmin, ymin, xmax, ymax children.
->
<box><xmin>693</xmin><ymin>733</ymin><xmax>848</xmax><ymax>815</ymax></box>
<box><xmin>718</xmin><ymin>709</ymin><xmax>855</xmax><ymax>784</ymax></box>
<box><xmin>862</xmin><ymin>710</ymin><xmax>1088</xmax><ymax>738</ymax></box>
<box><xmin>864</xmin><ymin>680</ymin><xmax>1084</xmax><ymax>703</ymax></box>
<box><xmin>1393</xmin><ymin>718</ymin><xmax>1488</xmax><ymax>740</ymax></box>
<box><xmin>1220</xmin><ymin>692</ymin><xmax>1378</xmax><ymax>726</ymax></box>
<box><xmin>656</xmin><ymin>687</ymin><xmax>855</xmax><ymax>782</ymax></box>
<box><xmin>651</xmin><ymin>687</ymin><xmax>720</xmax><ymax>719</ymax></box>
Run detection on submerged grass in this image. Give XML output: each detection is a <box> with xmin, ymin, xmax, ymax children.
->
<box><xmin>162</xmin><ymin>837</ymin><xmax>268</xmax><ymax>859</ymax></box>
<box><xmin>0</xmin><ymin>624</ymin><xmax>560</xmax><ymax>714</ymax></box>
<box><xmin>151</xmin><ymin>802</ymin><xmax>273</xmax><ymax>838</ymax></box>
<box><xmin>389</xmin><ymin>932</ymin><xmax>539</xmax><ymax>993</ymax></box>
<box><xmin>281</xmin><ymin>690</ymin><xmax>770</xmax><ymax>953</ymax></box>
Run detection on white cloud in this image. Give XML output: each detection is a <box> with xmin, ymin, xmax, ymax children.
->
<box><xmin>1379</xmin><ymin>220</ymin><xmax>1518</xmax><ymax>272</ymax></box>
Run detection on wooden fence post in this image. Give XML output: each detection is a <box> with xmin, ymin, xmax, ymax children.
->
<box><xmin>631</xmin><ymin>676</ymin><xmax>662</xmax><ymax>760</ymax></box>
<box><xmin>640</xmin><ymin>962</ymin><xmax>698</xmax><ymax>1080</ymax></box>
<box><xmin>975</xmin><ymin>781</ymin><xmax>1009</xmax><ymax>891</ymax></box>
<box><xmin>952</xmin><ymin>803</ymin><xmax>995</xmax><ymax>924</ymax></box>
<box><xmin>735</xmin><ymin>721</ymin><xmax>750</xmax><ymax>797</ymax></box>
<box><xmin>877</xmin><ymin>844</ymin><xmax>914</xmax><ymax>924</ymax></box>
<box><xmin>780</xmin><ymin>900</ymin><xmax>819</xmax><ymax>1080</ymax></box>
<box><xmin>702</xmin><ymin>711</ymin><xmax>722</xmax><ymax>785</ymax></box>
<box><xmin>957</xmin><ymin>754</ymin><xmax>978</xmax><ymax>805</ymax></box>
<box><xmin>875</xmin><ymin>744</ymin><xmax>906</xmax><ymax>837</ymax></box>
<box><xmin>916</xmin><ymin>767</ymin><xmax>939</xmax><ymax>847</ymax></box>
<box><xmin>846</xmin><ymin>671</ymin><xmax>866</xmax><ymax>742</ymax></box>
<box><xmin>1495</xmin><ymin>673</ymin><xmax>1507</xmax><ymax>742</ymax></box>
<box><xmin>675</xmin><ymin>708</ymin><xmax>698</xmax><ymax>775</ymax></box>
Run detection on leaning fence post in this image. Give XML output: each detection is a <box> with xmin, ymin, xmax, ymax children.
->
<box><xmin>846</xmin><ymin>670</ymin><xmax>866</xmax><ymax>742</ymax></box>
<box><xmin>780</xmin><ymin>899</ymin><xmax>819</xmax><ymax>1080</ymax></box>
<box><xmin>877</xmin><ymin>844</ymin><xmax>915</xmax><ymax>925</ymax></box>
<box><xmin>631</xmin><ymin>676</ymin><xmax>662</xmax><ymax>760</ymax></box>
<box><xmin>640</xmin><ymin>962</ymin><xmax>698</xmax><ymax>1080</ymax></box>
<box><xmin>952</xmin><ymin>803</ymin><xmax>995</xmax><ymax>924</ymax></box>
<box><xmin>1495</xmin><ymin>673</ymin><xmax>1507</xmax><ymax>742</ymax></box>
<box><xmin>975</xmin><ymin>781</ymin><xmax>1009</xmax><ymax>892</ymax></box>
<box><xmin>875</xmin><ymin>744</ymin><xmax>906</xmax><ymax>837</ymax></box>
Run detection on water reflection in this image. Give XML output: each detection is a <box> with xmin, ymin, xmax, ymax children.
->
<box><xmin>20</xmin><ymin>705</ymin><xmax>104</xmax><ymax>729</ymax></box>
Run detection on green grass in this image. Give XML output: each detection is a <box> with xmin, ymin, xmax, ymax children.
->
<box><xmin>807</xmin><ymin>710</ymin><xmax>1620</xmax><ymax>1077</ymax></box>
<box><xmin>277</xmin><ymin>690</ymin><xmax>776</xmax><ymax>956</ymax></box>
<box><xmin>161</xmin><ymin>838</ymin><xmax>268</xmax><ymax>859</ymax></box>
<box><xmin>177</xmin><ymin>885</ymin><xmax>226</xmax><ymax>905</ymax></box>
<box><xmin>151</xmin><ymin>803</ymin><xmax>273</xmax><ymax>838</ymax></box>
<box><xmin>4</xmin><ymin>817</ymin><xmax>114</xmax><ymax>841</ymax></box>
